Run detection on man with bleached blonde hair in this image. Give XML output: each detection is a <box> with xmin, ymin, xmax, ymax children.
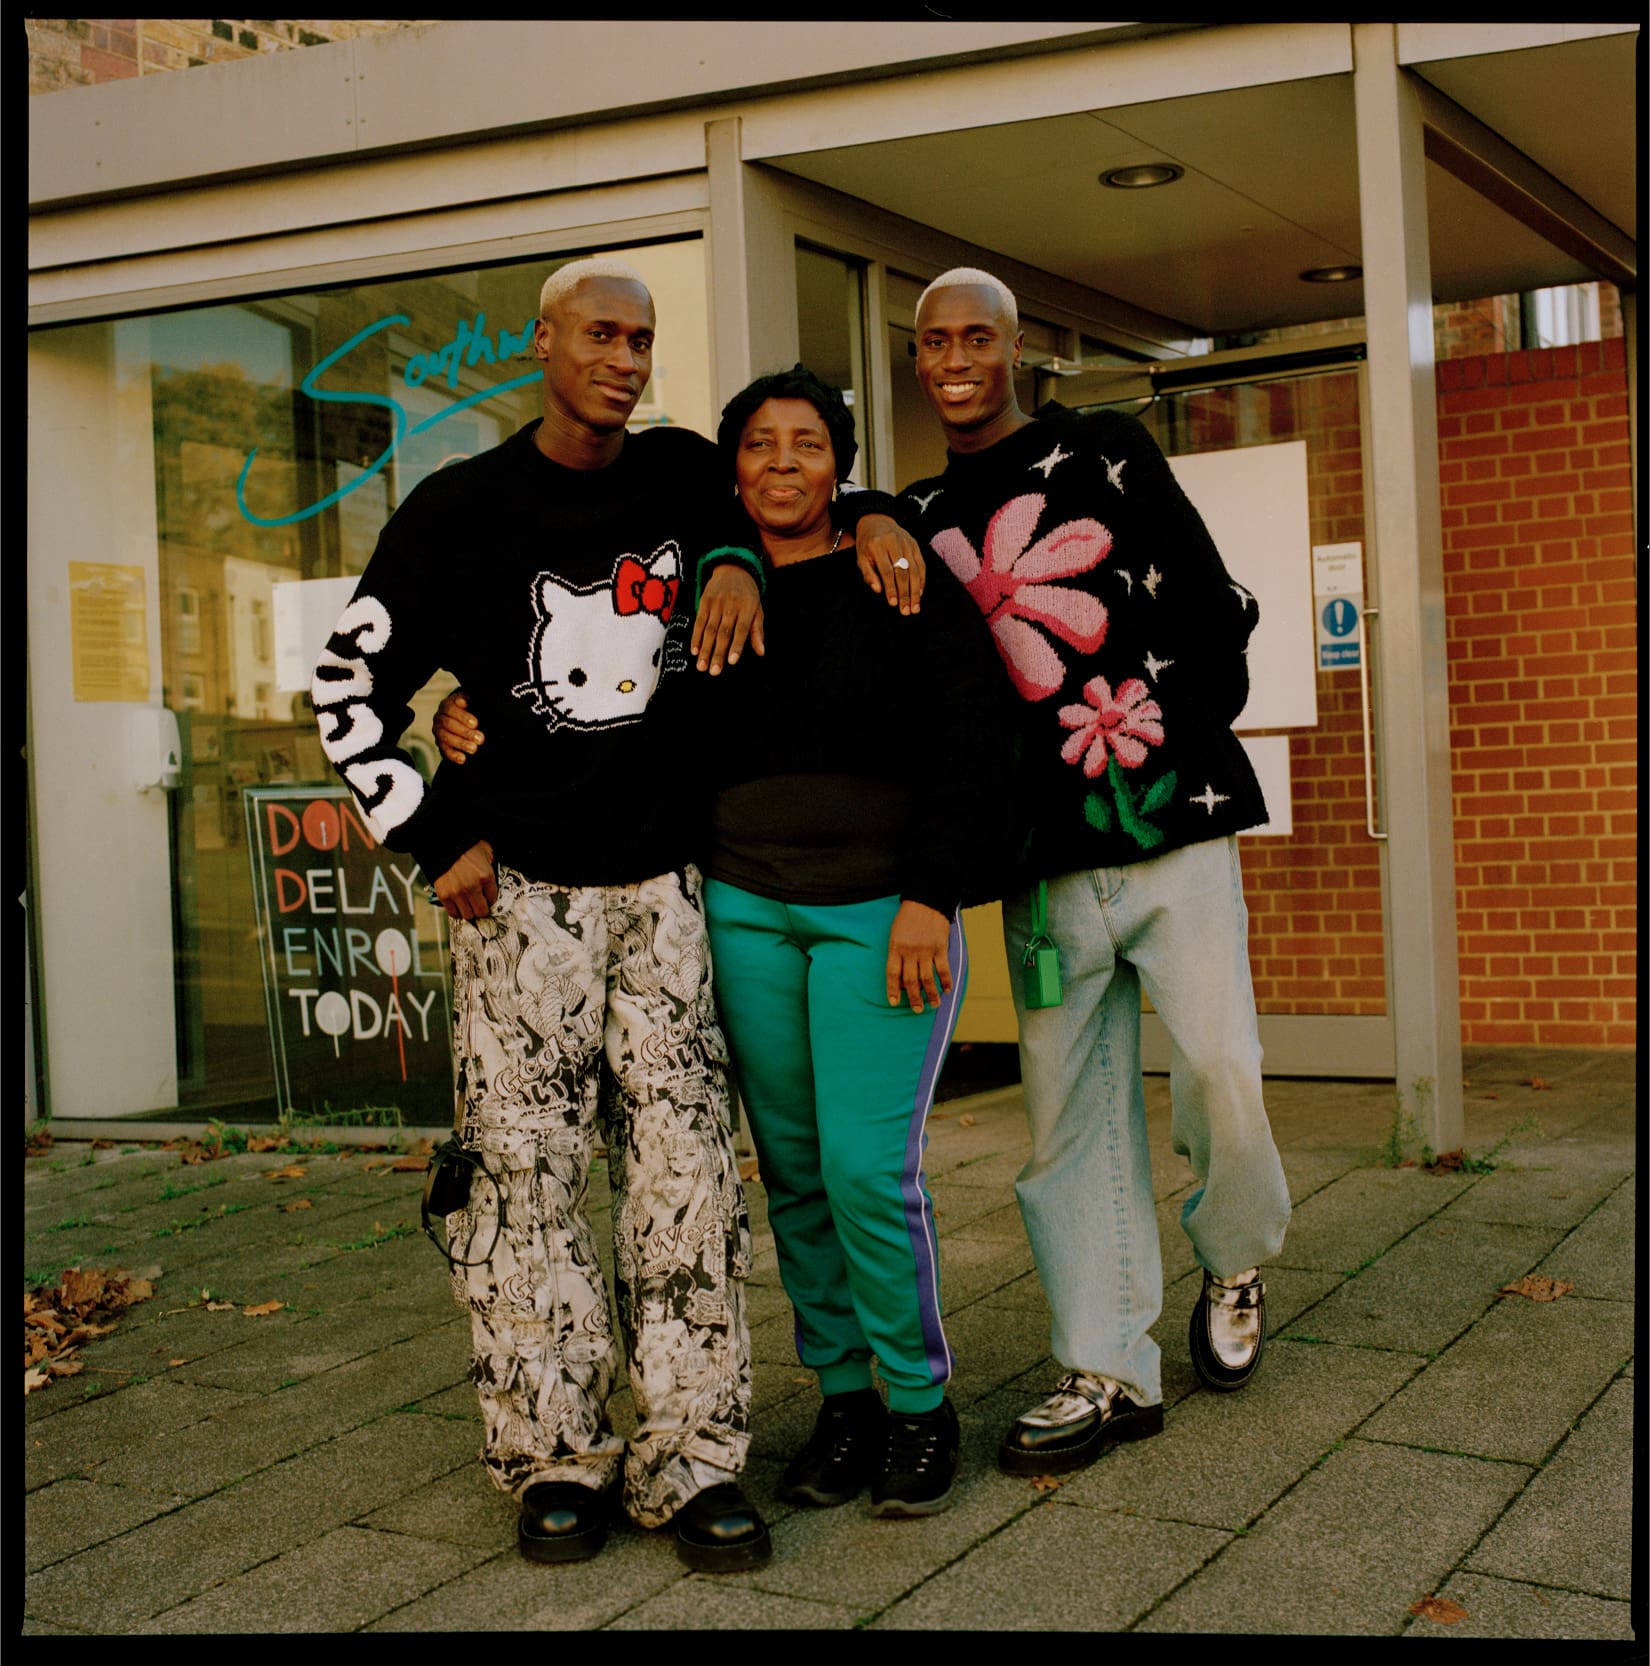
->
<box><xmin>315</xmin><ymin>255</ymin><xmax>922</xmax><ymax>1571</ymax></box>
<box><xmin>900</xmin><ymin>266</ymin><xmax>1291</xmax><ymax>1472</ymax></box>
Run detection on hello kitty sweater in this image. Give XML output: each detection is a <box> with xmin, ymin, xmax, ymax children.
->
<box><xmin>898</xmin><ymin>403</ymin><xmax>1267</xmax><ymax>879</ymax></box>
<box><xmin>312</xmin><ymin>419</ymin><xmax>777</xmax><ymax>888</ymax></box>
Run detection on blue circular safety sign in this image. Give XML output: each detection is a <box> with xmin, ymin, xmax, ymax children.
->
<box><xmin>1322</xmin><ymin>597</ymin><xmax>1359</xmax><ymax>638</ymax></box>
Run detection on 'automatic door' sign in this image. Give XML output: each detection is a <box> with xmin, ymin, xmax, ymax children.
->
<box><xmin>246</xmin><ymin>786</ymin><xmax>453</xmax><ymax>1125</ymax></box>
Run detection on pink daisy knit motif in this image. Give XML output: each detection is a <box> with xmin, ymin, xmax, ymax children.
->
<box><xmin>930</xmin><ymin>494</ymin><xmax>1112</xmax><ymax>700</ymax></box>
<box><xmin>1058</xmin><ymin>675</ymin><xmax>1165</xmax><ymax>776</ymax></box>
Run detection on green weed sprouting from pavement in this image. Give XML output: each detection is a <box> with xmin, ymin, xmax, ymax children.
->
<box><xmin>48</xmin><ymin>1216</ymin><xmax>91</xmax><ymax>1233</ymax></box>
<box><xmin>205</xmin><ymin>1118</ymin><xmax>250</xmax><ymax>1156</ymax></box>
<box><xmin>333</xmin><ymin>1221</ymin><xmax>418</xmax><ymax>1252</ymax></box>
<box><xmin>1453</xmin><ymin>1115</ymin><xmax>1545</xmax><ymax>1174</ymax></box>
<box><xmin>157</xmin><ymin>1175</ymin><xmax>228</xmax><ymax>1202</ymax></box>
<box><xmin>152</xmin><ymin>1202</ymin><xmax>254</xmax><ymax>1238</ymax></box>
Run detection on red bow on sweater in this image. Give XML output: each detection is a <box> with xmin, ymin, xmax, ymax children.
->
<box><xmin>613</xmin><ymin>558</ymin><xmax>679</xmax><ymax>621</ymax></box>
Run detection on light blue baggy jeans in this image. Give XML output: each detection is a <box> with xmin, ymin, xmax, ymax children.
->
<box><xmin>1002</xmin><ymin>836</ymin><xmax>1291</xmax><ymax>1407</ymax></box>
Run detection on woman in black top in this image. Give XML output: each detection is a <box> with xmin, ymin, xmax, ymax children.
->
<box><xmin>696</xmin><ymin>366</ymin><xmax>1015</xmax><ymax>1520</ymax></box>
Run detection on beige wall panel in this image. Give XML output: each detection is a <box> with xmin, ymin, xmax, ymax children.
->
<box><xmin>31</xmin><ymin>185</ymin><xmax>709</xmax><ymax>326</ymax></box>
<box><xmin>738</xmin><ymin>23</ymin><xmax>1353</xmax><ymax>162</ymax></box>
<box><xmin>32</xmin><ymin>22</ymin><xmax>1136</xmax><ymax>203</ymax></box>
<box><xmin>28</xmin><ymin>325</ymin><xmax>178</xmax><ymax>1116</ymax></box>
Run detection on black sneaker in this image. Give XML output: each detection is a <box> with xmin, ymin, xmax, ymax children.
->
<box><xmin>781</xmin><ymin>1388</ymin><xmax>889</xmax><ymax>1508</ymax></box>
<box><xmin>869</xmin><ymin>1397</ymin><xmax>960</xmax><ymax>1518</ymax></box>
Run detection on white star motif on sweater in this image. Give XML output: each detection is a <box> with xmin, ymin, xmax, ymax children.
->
<box><xmin>1031</xmin><ymin>446</ymin><xmax>1071</xmax><ymax>479</ymax></box>
<box><xmin>1143</xmin><ymin>650</ymin><xmax>1174</xmax><ymax>682</ymax></box>
<box><xmin>1143</xmin><ymin>565</ymin><xmax>1164</xmax><ymax>597</ymax></box>
<box><xmin>1191</xmin><ymin>784</ymin><xmax>1230</xmax><ymax>814</ymax></box>
<box><xmin>1102</xmin><ymin>455</ymin><xmax>1127</xmax><ymax>492</ymax></box>
<box><xmin>912</xmin><ymin>488</ymin><xmax>943</xmax><ymax>512</ymax></box>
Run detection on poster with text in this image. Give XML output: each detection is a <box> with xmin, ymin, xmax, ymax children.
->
<box><xmin>245</xmin><ymin>785</ymin><xmax>454</xmax><ymax>1127</ymax></box>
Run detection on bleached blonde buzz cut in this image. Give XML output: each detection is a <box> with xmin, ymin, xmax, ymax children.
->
<box><xmin>538</xmin><ymin>257</ymin><xmax>651</xmax><ymax>319</ymax></box>
<box><xmin>916</xmin><ymin>267</ymin><xmax>1019</xmax><ymax>333</ymax></box>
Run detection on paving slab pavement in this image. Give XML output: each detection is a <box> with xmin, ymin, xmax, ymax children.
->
<box><xmin>22</xmin><ymin>1044</ymin><xmax>1639</xmax><ymax>1640</ymax></box>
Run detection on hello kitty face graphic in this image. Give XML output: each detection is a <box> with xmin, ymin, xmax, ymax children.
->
<box><xmin>512</xmin><ymin>543</ymin><xmax>682</xmax><ymax>730</ymax></box>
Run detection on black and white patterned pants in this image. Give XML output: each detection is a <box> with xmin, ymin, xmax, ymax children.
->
<box><xmin>445</xmin><ymin>863</ymin><xmax>752</xmax><ymax>1529</ymax></box>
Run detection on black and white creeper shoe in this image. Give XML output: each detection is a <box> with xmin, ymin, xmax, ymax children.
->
<box><xmin>997</xmin><ymin>1371</ymin><xmax>1163</xmax><ymax>1475</ymax></box>
<box><xmin>1189</xmin><ymin>1266</ymin><xmax>1267</xmax><ymax>1392</ymax></box>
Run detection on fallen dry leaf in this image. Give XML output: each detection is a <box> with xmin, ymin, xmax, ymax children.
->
<box><xmin>1429</xmin><ymin>1149</ymin><xmax>1464</xmax><ymax>1172</ymax></box>
<box><xmin>1499</xmin><ymin>1274</ymin><xmax>1574</xmax><ymax>1302</ymax></box>
<box><xmin>247</xmin><ymin>1136</ymin><xmax>283</xmax><ymax>1153</ymax></box>
<box><xmin>1522</xmin><ymin>1077</ymin><xmax>1551</xmax><ymax>1090</ymax></box>
<box><xmin>368</xmin><ymin>1155</ymin><xmax>428</xmax><ymax>1174</ymax></box>
<box><xmin>204</xmin><ymin>1300</ymin><xmax>237</xmax><ymax>1313</ymax></box>
<box><xmin>242</xmin><ymin>1299</ymin><xmax>286</xmax><ymax>1318</ymax></box>
<box><xmin>1410</xmin><ymin>1595</ymin><xmax>1468</xmax><ymax>1625</ymax></box>
<box><xmin>20</xmin><ymin>1267</ymin><xmax>158</xmax><ymax>1396</ymax></box>
<box><xmin>1479</xmin><ymin>1092</ymin><xmax>1500</xmax><ymax>1100</ymax></box>
<box><xmin>279</xmin><ymin>1199</ymin><xmax>313</xmax><ymax>1213</ymax></box>
<box><xmin>958</xmin><ymin>1115</ymin><xmax>976</xmax><ymax>1128</ymax></box>
<box><xmin>168</xmin><ymin>1358</ymin><xmax>189</xmax><ymax>1367</ymax></box>
<box><xmin>265</xmin><ymin>1165</ymin><xmax>307</xmax><ymax>1182</ymax></box>
<box><xmin>1030</xmin><ymin>1475</ymin><xmax>1062</xmax><ymax>1493</ymax></box>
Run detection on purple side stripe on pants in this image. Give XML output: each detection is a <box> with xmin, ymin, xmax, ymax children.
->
<box><xmin>898</xmin><ymin>909</ymin><xmax>967</xmax><ymax>1387</ymax></box>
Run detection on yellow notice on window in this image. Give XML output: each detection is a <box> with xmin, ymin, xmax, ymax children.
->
<box><xmin>69</xmin><ymin>562</ymin><xmax>150</xmax><ymax>702</ymax></box>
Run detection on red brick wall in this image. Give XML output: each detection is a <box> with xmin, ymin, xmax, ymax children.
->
<box><xmin>1240</xmin><ymin>338</ymin><xmax>1635</xmax><ymax>1048</ymax></box>
<box><xmin>1438</xmin><ymin>336</ymin><xmax>1636</xmax><ymax>1046</ymax></box>
<box><xmin>1235</xmin><ymin>371</ymin><xmax>1388</xmax><ymax>1017</ymax></box>
<box><xmin>27</xmin><ymin>20</ymin><xmax>424</xmax><ymax>94</ymax></box>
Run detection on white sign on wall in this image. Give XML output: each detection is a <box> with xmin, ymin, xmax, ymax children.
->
<box><xmin>1313</xmin><ymin>540</ymin><xmax>1365</xmax><ymax>671</ymax></box>
<box><xmin>1167</xmin><ymin>440</ymin><xmax>1316</xmax><ymax>732</ymax></box>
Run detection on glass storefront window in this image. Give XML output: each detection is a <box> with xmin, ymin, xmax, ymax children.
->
<box><xmin>30</xmin><ymin>238</ymin><xmax>710</xmax><ymax>1124</ymax></box>
<box><xmin>795</xmin><ymin>243</ymin><xmax>872</xmax><ymax>484</ymax></box>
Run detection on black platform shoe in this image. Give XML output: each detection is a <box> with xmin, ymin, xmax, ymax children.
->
<box><xmin>675</xmin><ymin>1481</ymin><xmax>773</xmax><ymax>1572</ymax></box>
<box><xmin>518</xmin><ymin>1480</ymin><xmax>611</xmax><ymax>1564</ymax></box>
<box><xmin>997</xmin><ymin>1371</ymin><xmax>1163</xmax><ymax>1475</ymax></box>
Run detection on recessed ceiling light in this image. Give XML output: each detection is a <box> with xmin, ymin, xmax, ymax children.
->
<box><xmin>1301</xmin><ymin>264</ymin><xmax>1363</xmax><ymax>283</ymax></box>
<box><xmin>1100</xmin><ymin>163</ymin><xmax>1184</xmax><ymax>190</ymax></box>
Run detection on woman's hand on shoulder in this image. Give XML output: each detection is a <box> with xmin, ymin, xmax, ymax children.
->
<box><xmin>854</xmin><ymin>515</ymin><xmax>926</xmax><ymax>615</ymax></box>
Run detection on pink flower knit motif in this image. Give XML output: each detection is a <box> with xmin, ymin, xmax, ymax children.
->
<box><xmin>930</xmin><ymin>494</ymin><xmax>1112</xmax><ymax>700</ymax></box>
<box><xmin>1059</xmin><ymin>676</ymin><xmax>1165</xmax><ymax>776</ymax></box>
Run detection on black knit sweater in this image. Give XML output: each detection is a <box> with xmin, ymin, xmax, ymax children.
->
<box><xmin>694</xmin><ymin>546</ymin><xmax>1019</xmax><ymax>915</ymax></box>
<box><xmin>312</xmin><ymin>420</ymin><xmax>765</xmax><ymax>887</ymax></box>
<box><xmin>898</xmin><ymin>403</ymin><xmax>1267</xmax><ymax>879</ymax></box>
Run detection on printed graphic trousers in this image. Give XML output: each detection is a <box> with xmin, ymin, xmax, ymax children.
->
<box><xmin>444</xmin><ymin>863</ymin><xmax>753</xmax><ymax>1529</ymax></box>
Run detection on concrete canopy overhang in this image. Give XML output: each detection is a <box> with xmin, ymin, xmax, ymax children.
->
<box><xmin>755</xmin><ymin>22</ymin><xmax>1638</xmax><ymax>340</ymax></box>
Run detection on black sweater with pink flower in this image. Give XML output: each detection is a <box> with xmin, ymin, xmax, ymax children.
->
<box><xmin>897</xmin><ymin>402</ymin><xmax>1267</xmax><ymax>877</ymax></box>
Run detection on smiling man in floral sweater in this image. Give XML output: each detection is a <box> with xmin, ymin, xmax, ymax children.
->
<box><xmin>902</xmin><ymin>269</ymin><xmax>1292</xmax><ymax>1472</ymax></box>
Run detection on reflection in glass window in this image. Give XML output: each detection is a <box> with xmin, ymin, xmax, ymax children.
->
<box><xmin>33</xmin><ymin>238</ymin><xmax>711</xmax><ymax>1122</ymax></box>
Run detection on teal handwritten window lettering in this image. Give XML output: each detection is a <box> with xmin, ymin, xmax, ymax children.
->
<box><xmin>238</xmin><ymin>311</ymin><xmax>541</xmax><ymax>527</ymax></box>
